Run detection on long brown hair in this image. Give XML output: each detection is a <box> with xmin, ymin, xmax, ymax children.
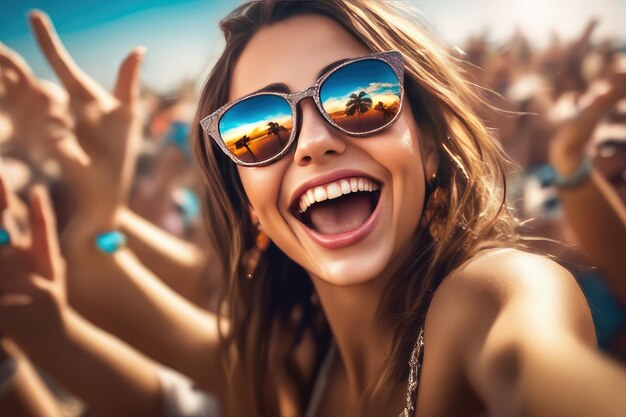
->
<box><xmin>192</xmin><ymin>1</ymin><xmax>519</xmax><ymax>415</ymax></box>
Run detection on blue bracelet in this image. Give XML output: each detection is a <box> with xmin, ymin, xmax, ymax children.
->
<box><xmin>0</xmin><ymin>228</ymin><xmax>10</xmax><ymax>246</ymax></box>
<box><xmin>537</xmin><ymin>157</ymin><xmax>592</xmax><ymax>189</ymax></box>
<box><xmin>95</xmin><ymin>231</ymin><xmax>127</xmax><ymax>254</ymax></box>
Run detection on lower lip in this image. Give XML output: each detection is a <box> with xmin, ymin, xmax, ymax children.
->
<box><xmin>299</xmin><ymin>191</ymin><xmax>382</xmax><ymax>250</ymax></box>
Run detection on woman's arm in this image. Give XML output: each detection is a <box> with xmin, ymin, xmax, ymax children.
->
<box><xmin>118</xmin><ymin>207</ymin><xmax>222</xmax><ymax>308</ymax></box>
<box><xmin>424</xmin><ymin>249</ymin><xmax>626</xmax><ymax>417</ymax></box>
<box><xmin>0</xmin><ymin>341</ymin><xmax>62</xmax><ymax>417</ymax></box>
<box><xmin>62</xmin><ymin>214</ymin><xmax>226</xmax><ymax>393</ymax></box>
<box><xmin>0</xmin><ymin>13</ymin><xmax>222</xmax><ymax>306</ymax></box>
<box><xmin>18</xmin><ymin>310</ymin><xmax>164</xmax><ymax>417</ymax></box>
<box><xmin>0</xmin><ymin>185</ymin><xmax>165</xmax><ymax>417</ymax></box>
<box><xmin>548</xmin><ymin>60</ymin><xmax>626</xmax><ymax>302</ymax></box>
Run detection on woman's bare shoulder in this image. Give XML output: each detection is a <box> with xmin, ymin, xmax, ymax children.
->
<box><xmin>417</xmin><ymin>248</ymin><xmax>596</xmax><ymax>410</ymax></box>
<box><xmin>436</xmin><ymin>247</ymin><xmax>587</xmax><ymax>307</ymax></box>
<box><xmin>424</xmin><ymin>247</ymin><xmax>596</xmax><ymax>354</ymax></box>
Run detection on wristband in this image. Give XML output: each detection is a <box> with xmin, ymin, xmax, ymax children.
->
<box><xmin>95</xmin><ymin>231</ymin><xmax>127</xmax><ymax>254</ymax></box>
<box><xmin>537</xmin><ymin>156</ymin><xmax>592</xmax><ymax>189</ymax></box>
<box><xmin>0</xmin><ymin>228</ymin><xmax>10</xmax><ymax>246</ymax></box>
<box><xmin>0</xmin><ymin>357</ymin><xmax>17</xmax><ymax>396</ymax></box>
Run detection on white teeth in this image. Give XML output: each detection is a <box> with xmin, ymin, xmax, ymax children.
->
<box><xmin>306</xmin><ymin>189</ymin><xmax>315</xmax><ymax>205</ymax></box>
<box><xmin>297</xmin><ymin>177</ymin><xmax>381</xmax><ymax>213</ymax></box>
<box><xmin>327</xmin><ymin>183</ymin><xmax>342</xmax><ymax>199</ymax></box>
<box><xmin>350</xmin><ymin>178</ymin><xmax>358</xmax><ymax>192</ymax></box>
<box><xmin>340</xmin><ymin>179</ymin><xmax>351</xmax><ymax>195</ymax></box>
<box><xmin>314</xmin><ymin>186</ymin><xmax>328</xmax><ymax>202</ymax></box>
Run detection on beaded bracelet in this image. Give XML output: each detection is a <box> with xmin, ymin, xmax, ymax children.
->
<box><xmin>537</xmin><ymin>156</ymin><xmax>592</xmax><ymax>189</ymax></box>
<box><xmin>95</xmin><ymin>231</ymin><xmax>127</xmax><ymax>254</ymax></box>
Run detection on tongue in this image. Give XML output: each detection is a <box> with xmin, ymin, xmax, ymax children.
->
<box><xmin>308</xmin><ymin>192</ymin><xmax>374</xmax><ymax>235</ymax></box>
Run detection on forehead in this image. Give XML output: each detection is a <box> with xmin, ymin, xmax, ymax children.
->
<box><xmin>229</xmin><ymin>14</ymin><xmax>371</xmax><ymax>101</ymax></box>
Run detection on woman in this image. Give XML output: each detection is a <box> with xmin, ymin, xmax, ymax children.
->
<box><xmin>1</xmin><ymin>1</ymin><xmax>626</xmax><ymax>417</ymax></box>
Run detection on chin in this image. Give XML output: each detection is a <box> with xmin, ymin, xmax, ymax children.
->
<box><xmin>305</xmin><ymin>224</ymin><xmax>398</xmax><ymax>286</ymax></box>
<box><xmin>313</xmin><ymin>255</ymin><xmax>392</xmax><ymax>286</ymax></box>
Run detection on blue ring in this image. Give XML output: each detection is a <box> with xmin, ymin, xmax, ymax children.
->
<box><xmin>0</xmin><ymin>228</ymin><xmax>11</xmax><ymax>246</ymax></box>
<box><xmin>95</xmin><ymin>231</ymin><xmax>127</xmax><ymax>254</ymax></box>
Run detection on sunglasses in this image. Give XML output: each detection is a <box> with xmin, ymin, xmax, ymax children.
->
<box><xmin>200</xmin><ymin>51</ymin><xmax>405</xmax><ymax>167</ymax></box>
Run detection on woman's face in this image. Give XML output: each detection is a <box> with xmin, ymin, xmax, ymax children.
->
<box><xmin>230</xmin><ymin>14</ymin><xmax>434</xmax><ymax>285</ymax></box>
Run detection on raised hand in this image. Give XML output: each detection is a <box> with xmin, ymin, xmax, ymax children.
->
<box><xmin>550</xmin><ymin>54</ymin><xmax>626</xmax><ymax>172</ymax></box>
<box><xmin>0</xmin><ymin>47</ymin><xmax>82</xmax><ymax>167</ymax></box>
<box><xmin>0</xmin><ymin>11</ymin><xmax>145</xmax><ymax>226</ymax></box>
<box><xmin>547</xmin><ymin>53</ymin><xmax>626</xmax><ymax>304</ymax></box>
<box><xmin>0</xmin><ymin>169</ymin><xmax>67</xmax><ymax>353</ymax></box>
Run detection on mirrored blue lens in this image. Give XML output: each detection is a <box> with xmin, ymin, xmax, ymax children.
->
<box><xmin>219</xmin><ymin>95</ymin><xmax>293</xmax><ymax>163</ymax></box>
<box><xmin>320</xmin><ymin>59</ymin><xmax>401</xmax><ymax>133</ymax></box>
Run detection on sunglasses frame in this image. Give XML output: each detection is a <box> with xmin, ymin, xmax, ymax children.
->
<box><xmin>199</xmin><ymin>50</ymin><xmax>405</xmax><ymax>167</ymax></box>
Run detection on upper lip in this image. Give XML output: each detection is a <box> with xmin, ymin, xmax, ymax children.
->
<box><xmin>288</xmin><ymin>169</ymin><xmax>383</xmax><ymax>213</ymax></box>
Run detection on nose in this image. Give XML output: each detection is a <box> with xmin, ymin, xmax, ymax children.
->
<box><xmin>293</xmin><ymin>99</ymin><xmax>346</xmax><ymax>166</ymax></box>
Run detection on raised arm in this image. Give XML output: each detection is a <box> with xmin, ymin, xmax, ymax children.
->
<box><xmin>0</xmin><ymin>12</ymin><xmax>220</xmax><ymax>301</ymax></box>
<box><xmin>0</xmin><ymin>340</ymin><xmax>62</xmax><ymax>417</ymax></box>
<box><xmin>117</xmin><ymin>207</ymin><xmax>222</xmax><ymax>308</ymax></box>
<box><xmin>1</xmin><ymin>12</ymin><xmax>228</xmax><ymax>392</ymax></box>
<box><xmin>61</xmin><ymin>214</ymin><xmax>225</xmax><ymax>392</ymax></box>
<box><xmin>548</xmin><ymin>58</ymin><xmax>626</xmax><ymax>302</ymax></box>
<box><xmin>0</xmin><ymin>179</ymin><xmax>163</xmax><ymax>417</ymax></box>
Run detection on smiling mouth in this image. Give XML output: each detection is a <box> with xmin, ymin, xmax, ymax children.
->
<box><xmin>291</xmin><ymin>177</ymin><xmax>382</xmax><ymax>235</ymax></box>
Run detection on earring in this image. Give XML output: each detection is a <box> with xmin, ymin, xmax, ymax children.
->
<box><xmin>244</xmin><ymin>223</ymin><xmax>270</xmax><ymax>280</ymax></box>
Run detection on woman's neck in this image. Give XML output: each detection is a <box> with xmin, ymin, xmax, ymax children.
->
<box><xmin>311</xmin><ymin>272</ymin><xmax>395</xmax><ymax>398</ymax></box>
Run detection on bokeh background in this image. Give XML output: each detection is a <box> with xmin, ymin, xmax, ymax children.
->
<box><xmin>1</xmin><ymin>0</ymin><xmax>625</xmax><ymax>94</ymax></box>
<box><xmin>1</xmin><ymin>2</ymin><xmax>626</xmax><ymax>415</ymax></box>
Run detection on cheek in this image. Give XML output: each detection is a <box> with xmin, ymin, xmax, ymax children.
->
<box><xmin>394</xmin><ymin>125</ymin><xmax>427</xmax><ymax>230</ymax></box>
<box><xmin>368</xmin><ymin>114</ymin><xmax>427</xmax><ymax>244</ymax></box>
<box><xmin>375</xmin><ymin>114</ymin><xmax>426</xmax><ymax>193</ymax></box>
<box><xmin>237</xmin><ymin>162</ymin><xmax>289</xmax><ymax>232</ymax></box>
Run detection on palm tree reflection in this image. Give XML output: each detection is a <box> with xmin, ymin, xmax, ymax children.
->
<box><xmin>374</xmin><ymin>101</ymin><xmax>397</xmax><ymax>122</ymax></box>
<box><xmin>345</xmin><ymin>91</ymin><xmax>373</xmax><ymax>128</ymax></box>
<box><xmin>234</xmin><ymin>134</ymin><xmax>257</xmax><ymax>161</ymax></box>
<box><xmin>266</xmin><ymin>121</ymin><xmax>288</xmax><ymax>143</ymax></box>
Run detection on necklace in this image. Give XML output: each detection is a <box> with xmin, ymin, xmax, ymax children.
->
<box><xmin>399</xmin><ymin>328</ymin><xmax>425</xmax><ymax>417</ymax></box>
<box><xmin>304</xmin><ymin>327</ymin><xmax>424</xmax><ymax>417</ymax></box>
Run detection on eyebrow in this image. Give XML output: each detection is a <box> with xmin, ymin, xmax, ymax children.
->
<box><xmin>252</xmin><ymin>58</ymin><xmax>351</xmax><ymax>95</ymax></box>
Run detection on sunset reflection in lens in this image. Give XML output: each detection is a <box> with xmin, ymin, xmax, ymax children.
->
<box><xmin>219</xmin><ymin>95</ymin><xmax>293</xmax><ymax>163</ymax></box>
<box><xmin>320</xmin><ymin>59</ymin><xmax>401</xmax><ymax>133</ymax></box>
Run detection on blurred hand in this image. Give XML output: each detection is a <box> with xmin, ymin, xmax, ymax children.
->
<box><xmin>0</xmin><ymin>11</ymin><xmax>145</xmax><ymax>227</ymax></box>
<box><xmin>0</xmin><ymin>55</ymin><xmax>79</xmax><ymax>164</ymax></box>
<box><xmin>0</xmin><ymin>169</ymin><xmax>67</xmax><ymax>352</ymax></box>
<box><xmin>549</xmin><ymin>54</ymin><xmax>626</xmax><ymax>173</ymax></box>
<box><xmin>536</xmin><ymin>19</ymin><xmax>598</xmax><ymax>98</ymax></box>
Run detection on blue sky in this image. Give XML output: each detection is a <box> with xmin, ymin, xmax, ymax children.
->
<box><xmin>1</xmin><ymin>0</ymin><xmax>625</xmax><ymax>94</ymax></box>
<box><xmin>0</xmin><ymin>0</ymin><xmax>240</xmax><ymax>93</ymax></box>
<box><xmin>219</xmin><ymin>95</ymin><xmax>292</xmax><ymax>142</ymax></box>
<box><xmin>320</xmin><ymin>60</ymin><xmax>399</xmax><ymax>104</ymax></box>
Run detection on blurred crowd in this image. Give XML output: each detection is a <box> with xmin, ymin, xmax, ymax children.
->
<box><xmin>459</xmin><ymin>20</ymin><xmax>626</xmax><ymax>359</ymax></box>
<box><xmin>0</xmin><ymin>14</ymin><xmax>625</xmax><ymax>417</ymax></box>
